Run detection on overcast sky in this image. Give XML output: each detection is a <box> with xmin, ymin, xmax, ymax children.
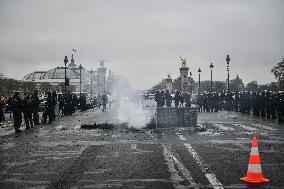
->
<box><xmin>0</xmin><ymin>0</ymin><xmax>283</xmax><ymax>89</ymax></box>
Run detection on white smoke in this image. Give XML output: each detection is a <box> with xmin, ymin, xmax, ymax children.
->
<box><xmin>116</xmin><ymin>97</ymin><xmax>151</xmax><ymax>129</ymax></box>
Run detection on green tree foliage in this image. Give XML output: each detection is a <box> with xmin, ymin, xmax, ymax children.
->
<box><xmin>271</xmin><ymin>59</ymin><xmax>284</xmax><ymax>81</ymax></box>
<box><xmin>271</xmin><ymin>59</ymin><xmax>284</xmax><ymax>90</ymax></box>
<box><xmin>245</xmin><ymin>81</ymin><xmax>259</xmax><ymax>92</ymax></box>
<box><xmin>258</xmin><ymin>82</ymin><xmax>278</xmax><ymax>92</ymax></box>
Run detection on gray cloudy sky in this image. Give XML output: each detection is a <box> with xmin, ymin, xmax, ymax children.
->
<box><xmin>0</xmin><ymin>0</ymin><xmax>283</xmax><ymax>89</ymax></box>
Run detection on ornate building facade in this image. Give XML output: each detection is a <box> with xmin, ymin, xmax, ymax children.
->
<box><xmin>21</xmin><ymin>56</ymin><xmax>127</xmax><ymax>95</ymax></box>
<box><xmin>150</xmin><ymin>58</ymin><xmax>195</xmax><ymax>94</ymax></box>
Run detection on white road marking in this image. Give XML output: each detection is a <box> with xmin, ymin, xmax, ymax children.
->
<box><xmin>146</xmin><ymin>131</ymin><xmax>197</xmax><ymax>187</ymax></box>
<box><xmin>162</xmin><ymin>144</ymin><xmax>197</xmax><ymax>188</ymax></box>
<box><xmin>179</xmin><ymin>134</ymin><xmax>186</xmax><ymax>141</ymax></box>
<box><xmin>177</xmin><ymin>134</ymin><xmax>224</xmax><ymax>189</ymax></box>
<box><xmin>211</xmin><ymin>122</ymin><xmax>245</xmax><ymax>124</ymax></box>
<box><xmin>145</xmin><ymin>130</ymin><xmax>158</xmax><ymax>140</ymax></box>
<box><xmin>250</xmin><ymin>123</ymin><xmax>276</xmax><ymax>131</ymax></box>
<box><xmin>130</xmin><ymin>144</ymin><xmax>153</xmax><ymax>153</ymax></box>
<box><xmin>212</xmin><ymin>123</ymin><xmax>235</xmax><ymax>131</ymax></box>
<box><xmin>232</xmin><ymin>124</ymin><xmax>258</xmax><ymax>131</ymax></box>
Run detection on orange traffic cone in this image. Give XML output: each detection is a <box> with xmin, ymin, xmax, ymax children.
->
<box><xmin>240</xmin><ymin>136</ymin><xmax>270</xmax><ymax>183</ymax></box>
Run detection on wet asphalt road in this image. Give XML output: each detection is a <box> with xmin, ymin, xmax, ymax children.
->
<box><xmin>0</xmin><ymin>109</ymin><xmax>283</xmax><ymax>189</ymax></box>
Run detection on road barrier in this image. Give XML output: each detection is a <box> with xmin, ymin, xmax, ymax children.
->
<box><xmin>156</xmin><ymin>107</ymin><xmax>198</xmax><ymax>128</ymax></box>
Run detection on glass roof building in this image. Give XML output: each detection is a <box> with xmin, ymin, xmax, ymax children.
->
<box><xmin>21</xmin><ymin>55</ymin><xmax>105</xmax><ymax>94</ymax></box>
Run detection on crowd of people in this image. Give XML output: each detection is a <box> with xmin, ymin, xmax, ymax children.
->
<box><xmin>0</xmin><ymin>90</ymin><xmax>109</xmax><ymax>133</ymax></box>
<box><xmin>196</xmin><ymin>91</ymin><xmax>284</xmax><ymax>123</ymax></box>
<box><xmin>154</xmin><ymin>90</ymin><xmax>192</xmax><ymax>107</ymax></box>
<box><xmin>153</xmin><ymin>89</ymin><xmax>284</xmax><ymax>123</ymax></box>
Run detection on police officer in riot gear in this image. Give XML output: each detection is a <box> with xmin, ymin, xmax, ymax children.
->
<box><xmin>165</xmin><ymin>90</ymin><xmax>172</xmax><ymax>107</ymax></box>
<box><xmin>23</xmin><ymin>93</ymin><xmax>33</xmax><ymax>129</ymax></box>
<box><xmin>31</xmin><ymin>90</ymin><xmax>41</xmax><ymax>125</ymax></box>
<box><xmin>10</xmin><ymin>91</ymin><xmax>23</xmax><ymax>133</ymax></box>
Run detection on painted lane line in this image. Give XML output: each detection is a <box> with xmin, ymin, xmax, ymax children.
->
<box><xmin>179</xmin><ymin>134</ymin><xmax>186</xmax><ymax>141</ymax></box>
<box><xmin>212</xmin><ymin>123</ymin><xmax>235</xmax><ymax>131</ymax></box>
<box><xmin>145</xmin><ymin>131</ymin><xmax>158</xmax><ymax>140</ymax></box>
<box><xmin>178</xmin><ymin>134</ymin><xmax>223</xmax><ymax>189</ymax></box>
<box><xmin>162</xmin><ymin>144</ymin><xmax>198</xmax><ymax>188</ymax></box>
<box><xmin>250</xmin><ymin>123</ymin><xmax>276</xmax><ymax>131</ymax></box>
<box><xmin>232</xmin><ymin>124</ymin><xmax>258</xmax><ymax>131</ymax></box>
<box><xmin>147</xmin><ymin>131</ymin><xmax>197</xmax><ymax>187</ymax></box>
<box><xmin>211</xmin><ymin>122</ymin><xmax>245</xmax><ymax>124</ymax></box>
<box><xmin>184</xmin><ymin>143</ymin><xmax>224</xmax><ymax>189</ymax></box>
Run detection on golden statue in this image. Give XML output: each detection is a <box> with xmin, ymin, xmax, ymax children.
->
<box><xmin>167</xmin><ymin>73</ymin><xmax>171</xmax><ymax>79</ymax></box>
<box><xmin>180</xmin><ymin>57</ymin><xmax>187</xmax><ymax>67</ymax></box>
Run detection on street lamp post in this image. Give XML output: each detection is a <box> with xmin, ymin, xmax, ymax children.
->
<box><xmin>79</xmin><ymin>64</ymin><xmax>83</xmax><ymax>97</ymax></box>
<box><xmin>210</xmin><ymin>62</ymin><xmax>214</xmax><ymax>93</ymax></box>
<box><xmin>226</xmin><ymin>55</ymin><xmax>230</xmax><ymax>92</ymax></box>
<box><xmin>64</xmin><ymin>56</ymin><xmax>68</xmax><ymax>93</ymax></box>
<box><xmin>189</xmin><ymin>72</ymin><xmax>193</xmax><ymax>94</ymax></box>
<box><xmin>90</xmin><ymin>69</ymin><xmax>93</xmax><ymax>95</ymax></box>
<box><xmin>103</xmin><ymin>75</ymin><xmax>106</xmax><ymax>95</ymax></box>
<box><xmin>198</xmin><ymin>68</ymin><xmax>201</xmax><ymax>94</ymax></box>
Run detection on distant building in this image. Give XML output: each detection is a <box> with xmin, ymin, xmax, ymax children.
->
<box><xmin>150</xmin><ymin>58</ymin><xmax>244</xmax><ymax>94</ymax></box>
<box><xmin>195</xmin><ymin>75</ymin><xmax>244</xmax><ymax>93</ymax></box>
<box><xmin>150</xmin><ymin>58</ymin><xmax>195</xmax><ymax>94</ymax></box>
<box><xmin>229</xmin><ymin>75</ymin><xmax>244</xmax><ymax>92</ymax></box>
<box><xmin>21</xmin><ymin>55</ymin><xmax>128</xmax><ymax>95</ymax></box>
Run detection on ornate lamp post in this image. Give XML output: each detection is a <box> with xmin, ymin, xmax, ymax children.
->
<box><xmin>198</xmin><ymin>68</ymin><xmax>201</xmax><ymax>94</ymax></box>
<box><xmin>210</xmin><ymin>62</ymin><xmax>214</xmax><ymax>93</ymax></box>
<box><xmin>90</xmin><ymin>69</ymin><xmax>93</xmax><ymax>95</ymax></box>
<box><xmin>79</xmin><ymin>64</ymin><xmax>83</xmax><ymax>96</ymax></box>
<box><xmin>103</xmin><ymin>75</ymin><xmax>106</xmax><ymax>95</ymax></box>
<box><xmin>189</xmin><ymin>72</ymin><xmax>193</xmax><ymax>94</ymax></box>
<box><xmin>226</xmin><ymin>55</ymin><xmax>230</xmax><ymax>92</ymax></box>
<box><xmin>64</xmin><ymin>56</ymin><xmax>68</xmax><ymax>93</ymax></box>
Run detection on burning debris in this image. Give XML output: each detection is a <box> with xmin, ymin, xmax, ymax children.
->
<box><xmin>80</xmin><ymin>118</ymin><xmax>156</xmax><ymax>130</ymax></box>
<box><xmin>81</xmin><ymin>122</ymin><xmax>115</xmax><ymax>130</ymax></box>
<box><xmin>194</xmin><ymin>124</ymin><xmax>207</xmax><ymax>132</ymax></box>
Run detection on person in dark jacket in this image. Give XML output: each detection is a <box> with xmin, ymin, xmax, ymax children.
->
<box><xmin>173</xmin><ymin>91</ymin><xmax>181</xmax><ymax>107</ymax></box>
<box><xmin>154</xmin><ymin>91</ymin><xmax>161</xmax><ymax>107</ymax></box>
<box><xmin>31</xmin><ymin>90</ymin><xmax>41</xmax><ymax>125</ymax></box>
<box><xmin>277</xmin><ymin>92</ymin><xmax>284</xmax><ymax>123</ymax></box>
<box><xmin>42</xmin><ymin>92</ymin><xmax>54</xmax><ymax>124</ymax></box>
<box><xmin>10</xmin><ymin>91</ymin><xmax>23</xmax><ymax>133</ymax></box>
<box><xmin>165</xmin><ymin>90</ymin><xmax>172</xmax><ymax>107</ymax></box>
<box><xmin>23</xmin><ymin>93</ymin><xmax>33</xmax><ymax>129</ymax></box>
<box><xmin>0</xmin><ymin>96</ymin><xmax>5</xmax><ymax>124</ymax></box>
<box><xmin>102</xmin><ymin>94</ymin><xmax>107</xmax><ymax>111</ymax></box>
<box><xmin>183</xmin><ymin>93</ymin><xmax>191</xmax><ymax>107</ymax></box>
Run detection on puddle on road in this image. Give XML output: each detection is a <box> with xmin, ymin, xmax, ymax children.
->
<box><xmin>55</xmin><ymin>124</ymin><xmax>68</xmax><ymax>131</ymax></box>
<box><xmin>232</xmin><ymin>124</ymin><xmax>258</xmax><ymax>131</ymax></box>
<box><xmin>212</xmin><ymin>123</ymin><xmax>235</xmax><ymax>131</ymax></box>
<box><xmin>250</xmin><ymin>123</ymin><xmax>277</xmax><ymax>131</ymax></box>
<box><xmin>198</xmin><ymin>129</ymin><xmax>221</xmax><ymax>136</ymax></box>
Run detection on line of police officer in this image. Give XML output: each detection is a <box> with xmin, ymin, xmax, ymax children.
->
<box><xmin>154</xmin><ymin>90</ymin><xmax>192</xmax><ymax>108</ymax></box>
<box><xmin>8</xmin><ymin>90</ymin><xmax>89</xmax><ymax>133</ymax></box>
<box><xmin>196</xmin><ymin>91</ymin><xmax>284</xmax><ymax>123</ymax></box>
<box><xmin>9</xmin><ymin>90</ymin><xmax>41</xmax><ymax>133</ymax></box>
